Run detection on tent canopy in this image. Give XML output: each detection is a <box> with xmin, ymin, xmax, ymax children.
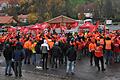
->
<box><xmin>46</xmin><ymin>15</ymin><xmax>77</xmax><ymax>24</ymax></box>
<box><xmin>46</xmin><ymin>15</ymin><xmax>78</xmax><ymax>30</ymax></box>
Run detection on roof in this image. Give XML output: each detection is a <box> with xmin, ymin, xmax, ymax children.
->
<box><xmin>0</xmin><ymin>16</ymin><xmax>16</xmax><ymax>24</ymax></box>
<box><xmin>0</xmin><ymin>0</ymin><xmax>8</xmax><ymax>4</ymax></box>
<box><xmin>0</xmin><ymin>0</ymin><xmax>18</xmax><ymax>5</ymax></box>
<box><xmin>47</xmin><ymin>15</ymin><xmax>77</xmax><ymax>24</ymax></box>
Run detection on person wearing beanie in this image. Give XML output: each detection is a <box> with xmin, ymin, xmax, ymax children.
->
<box><xmin>66</xmin><ymin>43</ymin><xmax>77</xmax><ymax>75</ymax></box>
<box><xmin>50</xmin><ymin>42</ymin><xmax>62</xmax><ymax>68</ymax></box>
<box><xmin>3</xmin><ymin>44</ymin><xmax>13</xmax><ymax>76</ymax></box>
<box><xmin>89</xmin><ymin>39</ymin><xmax>96</xmax><ymax>66</ymax></box>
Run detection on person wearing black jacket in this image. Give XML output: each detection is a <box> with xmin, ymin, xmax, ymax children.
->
<box><xmin>35</xmin><ymin>39</ymin><xmax>43</xmax><ymax>69</ymax></box>
<box><xmin>3</xmin><ymin>44</ymin><xmax>13</xmax><ymax>76</ymax></box>
<box><xmin>13</xmin><ymin>42</ymin><xmax>25</xmax><ymax>78</ymax></box>
<box><xmin>66</xmin><ymin>44</ymin><xmax>77</xmax><ymax>75</ymax></box>
<box><xmin>51</xmin><ymin>42</ymin><xmax>62</xmax><ymax>68</ymax></box>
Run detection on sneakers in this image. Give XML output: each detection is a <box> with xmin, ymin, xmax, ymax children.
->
<box><xmin>8</xmin><ymin>74</ymin><xmax>12</xmax><ymax>76</ymax></box>
<box><xmin>5</xmin><ymin>73</ymin><xmax>8</xmax><ymax>76</ymax></box>
<box><xmin>66</xmin><ymin>72</ymin><xmax>75</xmax><ymax>75</ymax></box>
<box><xmin>71</xmin><ymin>72</ymin><xmax>75</xmax><ymax>75</ymax></box>
<box><xmin>5</xmin><ymin>73</ymin><xmax>12</xmax><ymax>76</ymax></box>
<box><xmin>102</xmin><ymin>69</ymin><xmax>106</xmax><ymax>71</ymax></box>
<box><xmin>36</xmin><ymin>66</ymin><xmax>43</xmax><ymax>70</ymax></box>
<box><xmin>19</xmin><ymin>75</ymin><xmax>22</xmax><ymax>78</ymax></box>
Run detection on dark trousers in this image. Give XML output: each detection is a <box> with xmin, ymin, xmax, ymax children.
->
<box><xmin>51</xmin><ymin>56</ymin><xmax>58</xmax><ymax>68</ymax></box>
<box><xmin>59</xmin><ymin>54</ymin><xmax>64</xmax><ymax>65</ymax></box>
<box><xmin>96</xmin><ymin>56</ymin><xmax>105</xmax><ymax>71</ymax></box>
<box><xmin>42</xmin><ymin>53</ymin><xmax>48</xmax><ymax>70</ymax></box>
<box><xmin>90</xmin><ymin>51</ymin><xmax>97</xmax><ymax>66</ymax></box>
<box><xmin>105</xmin><ymin>50</ymin><xmax>113</xmax><ymax>65</ymax></box>
<box><xmin>0</xmin><ymin>43</ymin><xmax>3</xmax><ymax>52</ymax></box>
<box><xmin>11</xmin><ymin>61</ymin><xmax>15</xmax><ymax>73</ymax></box>
<box><xmin>24</xmin><ymin>49</ymin><xmax>31</xmax><ymax>64</ymax></box>
<box><xmin>14</xmin><ymin>61</ymin><xmax>22</xmax><ymax>77</ymax></box>
<box><xmin>64</xmin><ymin>55</ymin><xmax>67</xmax><ymax>65</ymax></box>
<box><xmin>5</xmin><ymin>60</ymin><xmax>12</xmax><ymax>75</ymax></box>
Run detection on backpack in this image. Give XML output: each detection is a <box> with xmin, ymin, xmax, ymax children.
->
<box><xmin>35</xmin><ymin>44</ymin><xmax>41</xmax><ymax>54</ymax></box>
<box><xmin>41</xmin><ymin>46</ymin><xmax>48</xmax><ymax>53</ymax></box>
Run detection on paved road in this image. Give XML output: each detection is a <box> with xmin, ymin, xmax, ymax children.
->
<box><xmin>0</xmin><ymin>54</ymin><xmax>120</xmax><ymax>80</ymax></box>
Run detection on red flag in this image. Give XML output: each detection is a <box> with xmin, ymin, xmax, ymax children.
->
<box><xmin>104</xmin><ymin>24</ymin><xmax>106</xmax><ymax>34</ymax></box>
<box><xmin>96</xmin><ymin>21</ymin><xmax>100</xmax><ymax>29</ymax></box>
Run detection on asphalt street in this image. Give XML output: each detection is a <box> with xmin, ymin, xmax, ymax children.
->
<box><xmin>0</xmin><ymin>53</ymin><xmax>120</xmax><ymax>80</ymax></box>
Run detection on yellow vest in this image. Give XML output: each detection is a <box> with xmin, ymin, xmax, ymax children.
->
<box><xmin>31</xmin><ymin>42</ymin><xmax>37</xmax><ymax>53</ymax></box>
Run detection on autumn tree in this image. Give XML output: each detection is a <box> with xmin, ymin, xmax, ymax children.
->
<box><xmin>103</xmin><ymin>0</ymin><xmax>113</xmax><ymax>19</ymax></box>
<box><xmin>28</xmin><ymin>12</ymin><xmax>38</xmax><ymax>24</ymax></box>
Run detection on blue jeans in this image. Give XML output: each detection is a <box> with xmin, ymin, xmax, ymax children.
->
<box><xmin>14</xmin><ymin>61</ymin><xmax>22</xmax><ymax>77</ymax></box>
<box><xmin>31</xmin><ymin>54</ymin><xmax>36</xmax><ymax>65</ymax></box>
<box><xmin>36</xmin><ymin>54</ymin><xmax>42</xmax><ymax>66</ymax></box>
<box><xmin>66</xmin><ymin>60</ymin><xmax>75</xmax><ymax>73</ymax></box>
<box><xmin>105</xmin><ymin>50</ymin><xmax>113</xmax><ymax>64</ymax></box>
<box><xmin>5</xmin><ymin>60</ymin><xmax>12</xmax><ymax>75</ymax></box>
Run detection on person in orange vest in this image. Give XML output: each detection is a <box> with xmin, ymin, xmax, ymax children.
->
<box><xmin>95</xmin><ymin>43</ymin><xmax>105</xmax><ymax>71</ymax></box>
<box><xmin>77</xmin><ymin>39</ymin><xmax>84</xmax><ymax>60</ymax></box>
<box><xmin>23</xmin><ymin>38</ymin><xmax>32</xmax><ymax>64</ymax></box>
<box><xmin>89</xmin><ymin>39</ymin><xmax>96</xmax><ymax>66</ymax></box>
<box><xmin>99</xmin><ymin>36</ymin><xmax>105</xmax><ymax>54</ymax></box>
<box><xmin>105</xmin><ymin>37</ymin><xmax>113</xmax><ymax>65</ymax></box>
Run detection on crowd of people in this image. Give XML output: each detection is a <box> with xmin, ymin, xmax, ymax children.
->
<box><xmin>0</xmin><ymin>29</ymin><xmax>120</xmax><ymax>78</ymax></box>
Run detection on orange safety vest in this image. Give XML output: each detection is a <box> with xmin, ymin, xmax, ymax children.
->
<box><xmin>100</xmin><ymin>39</ymin><xmax>104</xmax><ymax>45</ymax></box>
<box><xmin>78</xmin><ymin>42</ymin><xmax>83</xmax><ymax>50</ymax></box>
<box><xmin>89</xmin><ymin>43</ymin><xmax>96</xmax><ymax>51</ymax></box>
<box><xmin>24</xmin><ymin>40</ymin><xmax>32</xmax><ymax>49</ymax></box>
<box><xmin>105</xmin><ymin>40</ymin><xmax>112</xmax><ymax>50</ymax></box>
<box><xmin>95</xmin><ymin>46</ymin><xmax>103</xmax><ymax>57</ymax></box>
